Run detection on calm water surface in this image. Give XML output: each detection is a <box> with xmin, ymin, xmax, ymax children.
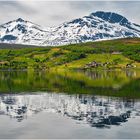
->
<box><xmin>0</xmin><ymin>70</ymin><xmax>140</xmax><ymax>139</ymax></box>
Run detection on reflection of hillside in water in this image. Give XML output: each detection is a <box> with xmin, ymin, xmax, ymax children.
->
<box><xmin>0</xmin><ymin>93</ymin><xmax>140</xmax><ymax>128</ymax></box>
<box><xmin>83</xmin><ymin>70</ymin><xmax>137</xmax><ymax>79</ymax></box>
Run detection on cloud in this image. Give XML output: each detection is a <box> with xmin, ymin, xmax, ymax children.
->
<box><xmin>68</xmin><ymin>1</ymin><xmax>140</xmax><ymax>23</ymax></box>
<box><xmin>0</xmin><ymin>1</ymin><xmax>36</xmax><ymax>14</ymax></box>
<box><xmin>0</xmin><ymin>1</ymin><xmax>140</xmax><ymax>27</ymax></box>
<box><xmin>0</xmin><ymin>1</ymin><xmax>37</xmax><ymax>24</ymax></box>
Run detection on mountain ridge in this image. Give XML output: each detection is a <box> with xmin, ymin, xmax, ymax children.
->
<box><xmin>0</xmin><ymin>11</ymin><xmax>140</xmax><ymax>46</ymax></box>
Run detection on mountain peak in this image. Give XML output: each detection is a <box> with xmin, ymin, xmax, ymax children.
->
<box><xmin>15</xmin><ymin>18</ymin><xmax>26</xmax><ymax>22</ymax></box>
<box><xmin>90</xmin><ymin>11</ymin><xmax>129</xmax><ymax>25</ymax></box>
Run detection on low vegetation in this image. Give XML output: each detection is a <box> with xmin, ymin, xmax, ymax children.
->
<box><xmin>0</xmin><ymin>38</ymin><xmax>140</xmax><ymax>70</ymax></box>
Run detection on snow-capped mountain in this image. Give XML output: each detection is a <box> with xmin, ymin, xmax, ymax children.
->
<box><xmin>0</xmin><ymin>11</ymin><xmax>140</xmax><ymax>46</ymax></box>
<box><xmin>0</xmin><ymin>18</ymin><xmax>49</xmax><ymax>45</ymax></box>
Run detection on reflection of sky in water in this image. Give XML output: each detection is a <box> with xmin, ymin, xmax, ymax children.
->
<box><xmin>0</xmin><ymin>92</ymin><xmax>140</xmax><ymax>128</ymax></box>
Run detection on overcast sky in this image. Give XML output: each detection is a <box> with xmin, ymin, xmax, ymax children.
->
<box><xmin>0</xmin><ymin>1</ymin><xmax>140</xmax><ymax>27</ymax></box>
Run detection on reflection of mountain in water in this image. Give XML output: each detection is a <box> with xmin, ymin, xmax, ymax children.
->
<box><xmin>0</xmin><ymin>93</ymin><xmax>140</xmax><ymax>128</ymax></box>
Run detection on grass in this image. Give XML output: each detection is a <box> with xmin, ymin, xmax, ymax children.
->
<box><xmin>0</xmin><ymin>38</ymin><xmax>140</xmax><ymax>70</ymax></box>
<box><xmin>57</xmin><ymin>54</ymin><xmax>132</xmax><ymax>69</ymax></box>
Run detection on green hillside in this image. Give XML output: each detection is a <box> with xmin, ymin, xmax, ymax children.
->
<box><xmin>0</xmin><ymin>38</ymin><xmax>140</xmax><ymax>70</ymax></box>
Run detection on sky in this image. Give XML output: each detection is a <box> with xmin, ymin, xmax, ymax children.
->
<box><xmin>0</xmin><ymin>1</ymin><xmax>140</xmax><ymax>27</ymax></box>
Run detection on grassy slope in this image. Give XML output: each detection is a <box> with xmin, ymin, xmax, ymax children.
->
<box><xmin>57</xmin><ymin>54</ymin><xmax>132</xmax><ymax>69</ymax></box>
<box><xmin>0</xmin><ymin>38</ymin><xmax>140</xmax><ymax>70</ymax></box>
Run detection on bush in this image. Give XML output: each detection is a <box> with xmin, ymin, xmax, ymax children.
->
<box><xmin>65</xmin><ymin>52</ymin><xmax>86</xmax><ymax>62</ymax></box>
<box><xmin>52</xmin><ymin>50</ymin><xmax>64</xmax><ymax>57</ymax></box>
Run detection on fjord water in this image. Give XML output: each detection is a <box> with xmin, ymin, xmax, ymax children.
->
<box><xmin>0</xmin><ymin>70</ymin><xmax>140</xmax><ymax>139</ymax></box>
